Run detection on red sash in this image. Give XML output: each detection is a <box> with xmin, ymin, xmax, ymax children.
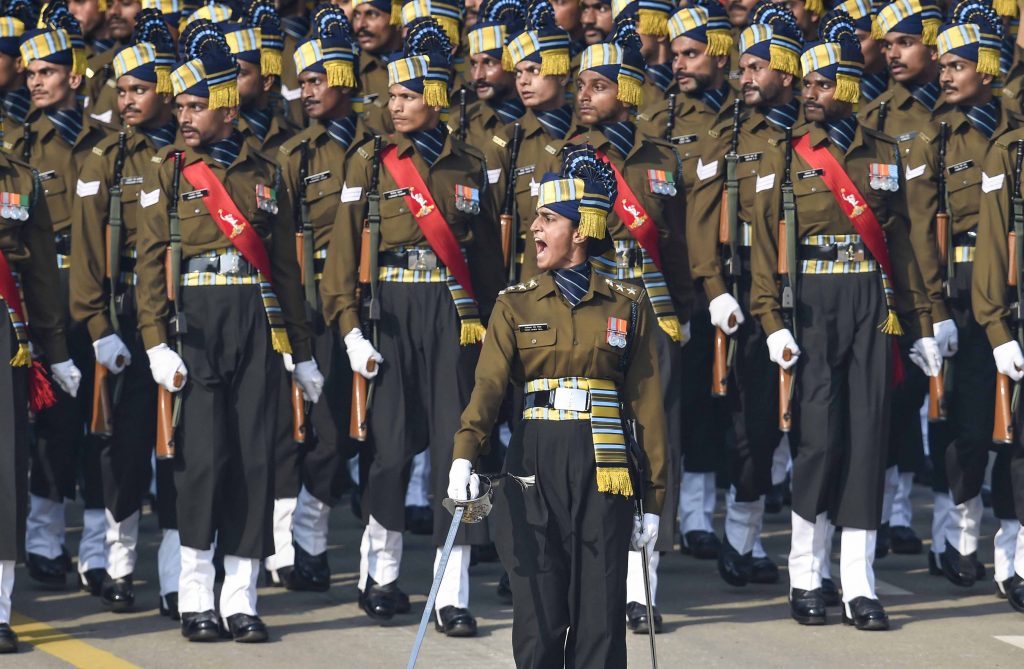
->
<box><xmin>0</xmin><ymin>250</ymin><xmax>27</xmax><ymax>331</ymax></box>
<box><xmin>380</xmin><ymin>145</ymin><xmax>476</xmax><ymax>298</ymax></box>
<box><xmin>792</xmin><ymin>133</ymin><xmax>904</xmax><ymax>384</ymax></box>
<box><xmin>181</xmin><ymin>158</ymin><xmax>275</xmax><ymax>281</ymax></box>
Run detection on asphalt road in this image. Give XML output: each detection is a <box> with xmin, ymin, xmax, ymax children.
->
<box><xmin>7</xmin><ymin>483</ymin><xmax>1024</xmax><ymax>668</ymax></box>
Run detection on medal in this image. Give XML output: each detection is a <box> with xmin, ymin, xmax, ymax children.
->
<box><xmin>647</xmin><ymin>169</ymin><xmax>676</xmax><ymax>196</ymax></box>
<box><xmin>255</xmin><ymin>184</ymin><xmax>278</xmax><ymax>213</ymax></box>
<box><xmin>455</xmin><ymin>185</ymin><xmax>480</xmax><ymax>214</ymax></box>
<box><xmin>607</xmin><ymin>317</ymin><xmax>628</xmax><ymax>349</ymax></box>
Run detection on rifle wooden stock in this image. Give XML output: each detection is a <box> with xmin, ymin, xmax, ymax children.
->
<box><xmin>935</xmin><ymin>212</ymin><xmax>949</xmax><ymax>262</ymax></box>
<box><xmin>155</xmin><ymin>372</ymin><xmax>183</xmax><ymax>460</ymax></box>
<box><xmin>928</xmin><ymin>372</ymin><xmax>946</xmax><ymax>422</ymax></box>
<box><xmin>296</xmin><ymin>233</ymin><xmax>305</xmax><ymax>283</ymax></box>
<box><xmin>292</xmin><ymin>381</ymin><xmax>306</xmax><ymax>444</ymax></box>
<box><xmin>359</xmin><ymin>222</ymin><xmax>371</xmax><ymax>284</ymax></box>
<box><xmin>349</xmin><ymin>360</ymin><xmax>375</xmax><ymax>441</ymax></box>
<box><xmin>1010</xmin><ymin>231</ymin><xmax>1018</xmax><ymax>286</ymax></box>
<box><xmin>90</xmin><ymin>362</ymin><xmax>113</xmax><ymax>436</ymax></box>
<box><xmin>718</xmin><ymin>191</ymin><xmax>729</xmax><ymax>244</ymax></box>
<box><xmin>104</xmin><ymin>226</ymin><xmax>112</xmax><ymax>280</ymax></box>
<box><xmin>779</xmin><ymin>350</ymin><xmax>794</xmax><ymax>433</ymax></box>
<box><xmin>500</xmin><ymin>212</ymin><xmax>514</xmax><ymax>270</ymax></box>
<box><xmin>711</xmin><ymin>315</ymin><xmax>737</xmax><ymax>397</ymax></box>
<box><xmin>994</xmin><ymin>372</ymin><xmax>1014</xmax><ymax>444</ymax></box>
<box><xmin>777</xmin><ymin>219</ymin><xmax>789</xmax><ymax>275</ymax></box>
<box><xmin>164</xmin><ymin>246</ymin><xmax>175</xmax><ymax>302</ymax></box>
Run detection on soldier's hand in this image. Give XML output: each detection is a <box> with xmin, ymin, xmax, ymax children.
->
<box><xmin>909</xmin><ymin>337</ymin><xmax>942</xmax><ymax>377</ymax></box>
<box><xmin>631</xmin><ymin>513</ymin><xmax>660</xmax><ymax>551</ymax></box>
<box><xmin>933</xmin><ymin>319</ymin><xmax>958</xmax><ymax>358</ymax></box>
<box><xmin>709</xmin><ymin>293</ymin><xmax>745</xmax><ymax>335</ymax></box>
<box><xmin>993</xmin><ymin>341</ymin><xmax>1024</xmax><ymax>381</ymax></box>
<box><xmin>767</xmin><ymin>329</ymin><xmax>799</xmax><ymax>370</ymax></box>
<box><xmin>679</xmin><ymin>321</ymin><xmax>692</xmax><ymax>348</ymax></box>
<box><xmin>293</xmin><ymin>360</ymin><xmax>325</xmax><ymax>403</ymax></box>
<box><xmin>93</xmin><ymin>333</ymin><xmax>132</xmax><ymax>374</ymax></box>
<box><xmin>447</xmin><ymin>458</ymin><xmax>479</xmax><ymax>501</ymax></box>
<box><xmin>146</xmin><ymin>343</ymin><xmax>188</xmax><ymax>393</ymax></box>
<box><xmin>50</xmin><ymin>359</ymin><xmax>82</xmax><ymax>398</ymax></box>
<box><xmin>344</xmin><ymin>328</ymin><xmax>383</xmax><ymax>379</ymax></box>
<box><xmin>282</xmin><ymin>352</ymin><xmax>296</xmax><ymax>372</ymax></box>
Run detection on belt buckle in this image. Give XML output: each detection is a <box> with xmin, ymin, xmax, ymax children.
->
<box><xmin>836</xmin><ymin>242</ymin><xmax>864</xmax><ymax>263</ymax></box>
<box><xmin>220</xmin><ymin>254</ymin><xmax>241</xmax><ymax>275</ymax></box>
<box><xmin>552</xmin><ymin>387</ymin><xmax>590</xmax><ymax>412</ymax></box>
<box><xmin>407</xmin><ymin>249</ymin><xmax>437</xmax><ymax>271</ymax></box>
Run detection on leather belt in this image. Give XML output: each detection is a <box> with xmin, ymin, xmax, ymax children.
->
<box><xmin>184</xmin><ymin>254</ymin><xmax>257</xmax><ymax>276</ymax></box>
<box><xmin>380</xmin><ymin>248</ymin><xmax>444</xmax><ymax>271</ymax></box>
<box><xmin>54</xmin><ymin>231</ymin><xmax>71</xmax><ymax>256</ymax></box>
<box><xmin>798</xmin><ymin>241</ymin><xmax>872</xmax><ymax>263</ymax></box>
<box><xmin>523</xmin><ymin>388</ymin><xmax>592</xmax><ymax>412</ymax></box>
<box><xmin>952</xmin><ymin>230</ymin><xmax>976</xmax><ymax>247</ymax></box>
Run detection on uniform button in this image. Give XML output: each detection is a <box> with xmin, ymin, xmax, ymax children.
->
<box><xmin>317</xmin><ymin>190</ymin><xmax>322</xmax><ymax>196</ymax></box>
<box><xmin>531</xmin><ymin>338</ymin><xmax>537</xmax><ymax>344</ymax></box>
<box><xmin>811</xmin><ymin>187</ymin><xmax>816</xmax><ymax>192</ymax></box>
<box><xmin>194</xmin><ymin>208</ymin><xmax>200</xmax><ymax>213</ymax></box>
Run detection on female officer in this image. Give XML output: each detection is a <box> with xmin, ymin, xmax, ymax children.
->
<box><xmin>449</xmin><ymin>145</ymin><xmax>668</xmax><ymax>668</ymax></box>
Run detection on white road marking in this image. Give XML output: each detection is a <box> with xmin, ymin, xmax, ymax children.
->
<box><xmin>994</xmin><ymin>636</ymin><xmax>1024</xmax><ymax>651</ymax></box>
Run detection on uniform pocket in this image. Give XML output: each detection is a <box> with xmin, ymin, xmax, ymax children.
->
<box><xmin>515</xmin><ymin>328</ymin><xmax>556</xmax><ymax>349</ymax></box>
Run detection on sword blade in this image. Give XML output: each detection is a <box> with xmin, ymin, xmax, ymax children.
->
<box><xmin>406</xmin><ymin>505</ymin><xmax>465</xmax><ymax>669</ymax></box>
<box><xmin>640</xmin><ymin>546</ymin><xmax>658</xmax><ymax>668</ymax></box>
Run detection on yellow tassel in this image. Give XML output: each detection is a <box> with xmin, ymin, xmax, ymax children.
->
<box><xmin>657</xmin><ymin>316</ymin><xmax>681</xmax><ymax>342</ymax></box>
<box><xmin>769</xmin><ymin>44</ymin><xmax>801</xmax><ymax>76</ymax></box>
<box><xmin>460</xmin><ymin>319</ymin><xmax>486</xmax><ymax>345</ymax></box>
<box><xmin>97</xmin><ymin>0</ymin><xmax>108</xmax><ymax>11</ymax></box>
<box><xmin>637</xmin><ymin>9</ymin><xmax>668</xmax><ymax>37</ymax></box>
<box><xmin>9</xmin><ymin>343</ymin><xmax>30</xmax><ymax>368</ymax></box>
<box><xmin>540</xmin><ymin>49</ymin><xmax>570</xmax><ymax>76</ymax></box>
<box><xmin>155</xmin><ymin>67</ymin><xmax>172</xmax><ymax>95</ymax></box>
<box><xmin>922</xmin><ymin>19</ymin><xmax>939</xmax><ymax>46</ymax></box>
<box><xmin>326</xmin><ymin>60</ymin><xmax>356</xmax><ymax>88</ymax></box>
<box><xmin>705</xmin><ymin>30</ymin><xmax>732</xmax><ymax>57</ymax></box>
<box><xmin>870</xmin><ymin>16</ymin><xmax>885</xmax><ymax>40</ymax></box>
<box><xmin>72</xmin><ymin>48</ymin><xmax>87</xmax><ymax>77</ymax></box>
<box><xmin>577</xmin><ymin>208</ymin><xmax>607</xmax><ymax>239</ymax></box>
<box><xmin>438</xmin><ymin>16</ymin><xmax>460</xmax><ymax>46</ymax></box>
<box><xmin>804</xmin><ymin>0</ymin><xmax>823</xmax><ymax>15</ymax></box>
<box><xmin>977</xmin><ymin>47</ymin><xmax>1001</xmax><ymax>77</ymax></box>
<box><xmin>834</xmin><ymin>73</ymin><xmax>860</xmax><ymax>103</ymax></box>
<box><xmin>261</xmin><ymin>48</ymin><xmax>282</xmax><ymax>77</ymax></box>
<box><xmin>502</xmin><ymin>46</ymin><xmax>515</xmax><ymax>72</ymax></box>
<box><xmin>423</xmin><ymin>79</ymin><xmax>449</xmax><ymax>107</ymax></box>
<box><xmin>616</xmin><ymin>76</ymin><xmax>643</xmax><ymax>107</ymax></box>
<box><xmin>595</xmin><ymin>467</ymin><xmax>634</xmax><ymax>497</ymax></box>
<box><xmin>995</xmin><ymin>0</ymin><xmax>1019</xmax><ymax>17</ymax></box>
<box><xmin>207</xmin><ymin>81</ymin><xmax>239</xmax><ymax>110</ymax></box>
<box><xmin>271</xmin><ymin>329</ymin><xmax>293</xmax><ymax>354</ymax></box>
<box><xmin>878</xmin><ymin>309</ymin><xmax>904</xmax><ymax>336</ymax></box>
<box><xmin>390</xmin><ymin>0</ymin><xmax>402</xmax><ymax>25</ymax></box>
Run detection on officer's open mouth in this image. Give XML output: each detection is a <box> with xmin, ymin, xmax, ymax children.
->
<box><xmin>535</xmin><ymin>238</ymin><xmax>547</xmax><ymax>257</ymax></box>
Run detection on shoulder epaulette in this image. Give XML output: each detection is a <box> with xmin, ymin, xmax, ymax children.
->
<box><xmin>604</xmin><ymin>277</ymin><xmax>646</xmax><ymax>301</ymax></box>
<box><xmin>452</xmin><ymin>137</ymin><xmax>485</xmax><ymax>162</ymax></box>
<box><xmin>498</xmin><ymin>277</ymin><xmax>540</xmax><ymax>295</ymax></box>
<box><xmin>860</xmin><ymin>126</ymin><xmax>896</xmax><ymax>145</ymax></box>
<box><xmin>994</xmin><ymin>128</ymin><xmax>1024</xmax><ymax>149</ymax></box>
<box><xmin>637</xmin><ymin>111</ymin><xmax>652</xmax><ymax>122</ymax></box>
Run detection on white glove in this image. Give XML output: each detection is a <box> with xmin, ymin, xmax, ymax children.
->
<box><xmin>50</xmin><ymin>359</ymin><xmax>82</xmax><ymax>398</ymax></box>
<box><xmin>679</xmin><ymin>321</ymin><xmax>692</xmax><ymax>348</ymax></box>
<box><xmin>146</xmin><ymin>343</ymin><xmax>187</xmax><ymax>393</ymax></box>
<box><xmin>282</xmin><ymin>352</ymin><xmax>295</xmax><ymax>372</ymax></box>
<box><xmin>909</xmin><ymin>337</ymin><xmax>942</xmax><ymax>377</ymax></box>
<box><xmin>933</xmin><ymin>319</ymin><xmax>959</xmax><ymax>358</ymax></box>
<box><xmin>708</xmin><ymin>293</ymin><xmax>745</xmax><ymax>335</ymax></box>
<box><xmin>344</xmin><ymin>328</ymin><xmax>383</xmax><ymax>379</ymax></box>
<box><xmin>994</xmin><ymin>341</ymin><xmax>1024</xmax><ymax>382</ymax></box>
<box><xmin>766</xmin><ymin>328</ymin><xmax>800</xmax><ymax>370</ymax></box>
<box><xmin>446</xmin><ymin>458</ymin><xmax>480</xmax><ymax>502</ymax></box>
<box><xmin>631</xmin><ymin>512</ymin><xmax>660</xmax><ymax>551</ymax></box>
<box><xmin>293</xmin><ymin>360</ymin><xmax>324</xmax><ymax>403</ymax></box>
<box><xmin>93</xmin><ymin>333</ymin><xmax>131</xmax><ymax>374</ymax></box>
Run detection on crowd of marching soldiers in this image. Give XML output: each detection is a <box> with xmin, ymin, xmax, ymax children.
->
<box><xmin>1</xmin><ymin>0</ymin><xmax>1024</xmax><ymax>657</ymax></box>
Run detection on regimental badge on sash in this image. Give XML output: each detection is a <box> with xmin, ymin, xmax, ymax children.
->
<box><xmin>255</xmin><ymin>184</ymin><xmax>279</xmax><ymax>214</ymax></box>
<box><xmin>868</xmin><ymin>163</ymin><xmax>899</xmax><ymax>192</ymax></box>
<box><xmin>647</xmin><ymin>169</ymin><xmax>677</xmax><ymax>196</ymax></box>
<box><xmin>606</xmin><ymin>317</ymin><xmax>628</xmax><ymax>348</ymax></box>
<box><xmin>454</xmin><ymin>185</ymin><xmax>480</xmax><ymax>214</ymax></box>
<box><xmin>0</xmin><ymin>193</ymin><xmax>28</xmax><ymax>220</ymax></box>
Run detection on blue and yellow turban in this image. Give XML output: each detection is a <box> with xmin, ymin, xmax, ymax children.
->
<box><xmin>468</xmin><ymin>0</ymin><xmax>522</xmax><ymax>62</ymax></box>
<box><xmin>800</xmin><ymin>9</ymin><xmax>863</xmax><ymax>102</ymax></box>
<box><xmin>667</xmin><ymin>0</ymin><xmax>732</xmax><ymax>57</ymax></box>
<box><xmin>400</xmin><ymin>0</ymin><xmax>462</xmax><ymax>46</ymax></box>
<box><xmin>505</xmin><ymin>0</ymin><xmax>570</xmax><ymax>74</ymax></box>
<box><xmin>22</xmin><ymin>1</ymin><xmax>86</xmax><ymax>75</ymax></box>
<box><xmin>872</xmin><ymin>0</ymin><xmax>942</xmax><ymax>43</ymax></box>
<box><xmin>0</xmin><ymin>17</ymin><xmax>24</xmax><ymax>57</ymax></box>
<box><xmin>613</xmin><ymin>0</ymin><xmax>674</xmax><ymax>37</ymax></box>
<box><xmin>936</xmin><ymin>0</ymin><xmax>1002</xmax><ymax>76</ymax></box>
<box><xmin>579</xmin><ymin>11</ymin><xmax>646</xmax><ymax>105</ymax></box>
<box><xmin>388</xmin><ymin>16</ymin><xmax>452</xmax><ymax>106</ymax></box>
<box><xmin>171</xmin><ymin>19</ymin><xmax>239</xmax><ymax>108</ymax></box>
<box><xmin>537</xmin><ymin>144</ymin><xmax>617</xmax><ymax>240</ymax></box>
<box><xmin>114</xmin><ymin>7</ymin><xmax>176</xmax><ymax>93</ymax></box>
<box><xmin>141</xmin><ymin>0</ymin><xmax>184</xmax><ymax>24</ymax></box>
<box><xmin>293</xmin><ymin>4</ymin><xmax>357</xmax><ymax>86</ymax></box>
<box><xmin>738</xmin><ymin>2</ymin><xmax>804</xmax><ymax>75</ymax></box>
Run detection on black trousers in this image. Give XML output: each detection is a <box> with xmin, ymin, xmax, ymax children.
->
<box><xmin>679</xmin><ymin>300</ymin><xmax>729</xmax><ymax>474</ymax></box>
<box><xmin>175</xmin><ymin>285</ymin><xmax>280</xmax><ymax>558</ymax></box>
<box><xmin>364</xmin><ymin>280</ymin><xmax>488</xmax><ymax>546</ymax></box>
<box><xmin>30</xmin><ymin>267</ymin><xmax>103</xmax><ymax>509</ymax></box>
<box><xmin>791</xmin><ymin>272</ymin><xmax>891</xmax><ymax>530</ymax></box>
<box><xmin>493</xmin><ymin>420</ymin><xmax>634</xmax><ymax>669</ymax></box>
<box><xmin>887</xmin><ymin>353</ymin><xmax>927</xmax><ymax>476</ymax></box>
<box><xmin>0</xmin><ymin>305</ymin><xmax>28</xmax><ymax>561</ymax></box>
<box><xmin>728</xmin><ymin>279</ymin><xmax>782</xmax><ymax>503</ymax></box>
<box><xmin>652</xmin><ymin>324</ymin><xmax>681</xmax><ymax>551</ymax></box>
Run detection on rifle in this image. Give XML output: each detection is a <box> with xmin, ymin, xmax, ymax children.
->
<box><xmin>458</xmin><ymin>88</ymin><xmax>468</xmax><ymax>143</ymax></box>
<box><xmin>156</xmin><ymin>151</ymin><xmax>186</xmax><ymax>460</ymax></box>
<box><xmin>778</xmin><ymin>127</ymin><xmax>797</xmax><ymax>432</ymax></box>
<box><xmin>876</xmin><ymin>100</ymin><xmax>888</xmax><ymax>133</ymax></box>
<box><xmin>712</xmin><ymin>98</ymin><xmax>742</xmax><ymax>397</ymax></box>
<box><xmin>350</xmin><ymin>135</ymin><xmax>382</xmax><ymax>441</ymax></box>
<box><xmin>663</xmin><ymin>93</ymin><xmax>676</xmax><ymax>141</ymax></box>
<box><xmin>90</xmin><ymin>129</ymin><xmax>128</xmax><ymax>437</ymax></box>
<box><xmin>930</xmin><ymin>122</ymin><xmax>952</xmax><ymax>422</ymax></box>
<box><xmin>291</xmin><ymin>139</ymin><xmax>315</xmax><ymax>445</ymax></box>
<box><xmin>21</xmin><ymin>121</ymin><xmax>32</xmax><ymax>163</ymax></box>
<box><xmin>994</xmin><ymin>139</ymin><xmax>1024</xmax><ymax>444</ymax></box>
<box><xmin>500</xmin><ymin>123</ymin><xmax>523</xmax><ymax>279</ymax></box>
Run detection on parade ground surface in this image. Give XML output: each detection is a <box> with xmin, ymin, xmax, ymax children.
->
<box><xmin>8</xmin><ymin>483</ymin><xmax>1024</xmax><ymax>668</ymax></box>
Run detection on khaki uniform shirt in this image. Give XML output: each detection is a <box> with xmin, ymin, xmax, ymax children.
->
<box><xmin>0</xmin><ymin>153</ymin><xmax>67</xmax><ymax>361</ymax></box>
<box><xmin>83</xmin><ymin>47</ymin><xmax>119</xmax><ymax>123</ymax></box>
<box><xmin>320</xmin><ymin>131</ymin><xmax>506</xmax><ymax>337</ymax></box>
<box><xmin>750</xmin><ymin>121</ymin><xmax>932</xmax><ymax>339</ymax></box>
<box><xmin>357</xmin><ymin>51</ymin><xmax>394</xmax><ymax>135</ymax></box>
<box><xmin>70</xmin><ymin>128</ymin><xmax>168</xmax><ymax>341</ymax></box>
<box><xmin>904</xmin><ymin>102</ymin><xmax>1018</xmax><ymax>324</ymax></box>
<box><xmin>452</xmin><ymin>264</ymin><xmax>668</xmax><ymax>513</ymax></box>
<box><xmin>859</xmin><ymin>81</ymin><xmax>945</xmax><ymax>160</ymax></box>
<box><xmin>239</xmin><ymin>110</ymin><xmax>301</xmax><ymax>156</ymax></box>
<box><xmin>134</xmin><ymin>140</ymin><xmax>312</xmax><ymax>362</ymax></box>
